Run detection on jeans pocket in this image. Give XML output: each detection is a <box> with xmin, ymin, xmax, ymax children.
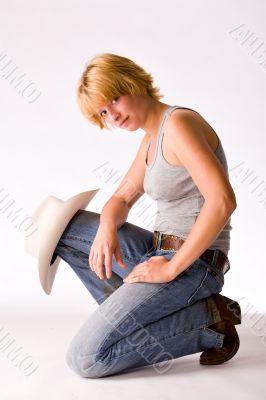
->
<box><xmin>187</xmin><ymin>263</ymin><xmax>210</xmax><ymax>305</ymax></box>
<box><xmin>199</xmin><ymin>258</ymin><xmax>225</xmax><ymax>288</ymax></box>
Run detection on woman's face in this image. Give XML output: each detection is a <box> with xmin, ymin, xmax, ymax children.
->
<box><xmin>96</xmin><ymin>93</ymin><xmax>146</xmax><ymax>131</ymax></box>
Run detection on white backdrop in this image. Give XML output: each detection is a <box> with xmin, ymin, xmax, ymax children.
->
<box><xmin>1</xmin><ymin>0</ymin><xmax>265</xmax><ymax>318</ymax></box>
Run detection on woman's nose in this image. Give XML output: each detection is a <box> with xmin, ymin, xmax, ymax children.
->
<box><xmin>110</xmin><ymin>111</ymin><xmax>120</xmax><ymax>123</ymax></box>
<box><xmin>109</xmin><ymin>110</ymin><xmax>121</xmax><ymax>125</ymax></box>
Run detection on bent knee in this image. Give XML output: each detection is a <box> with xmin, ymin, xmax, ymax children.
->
<box><xmin>65</xmin><ymin>345</ymin><xmax>110</xmax><ymax>379</ymax></box>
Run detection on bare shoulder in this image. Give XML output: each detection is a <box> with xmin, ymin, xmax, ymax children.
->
<box><xmin>163</xmin><ymin>107</ymin><xmax>236</xmax><ymax>204</ymax></box>
<box><xmin>168</xmin><ymin>107</ymin><xmax>206</xmax><ymax>127</ymax></box>
<box><xmin>166</xmin><ymin>108</ymin><xmax>219</xmax><ymax>151</ymax></box>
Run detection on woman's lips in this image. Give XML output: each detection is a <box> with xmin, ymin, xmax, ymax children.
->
<box><xmin>120</xmin><ymin>116</ymin><xmax>129</xmax><ymax>127</ymax></box>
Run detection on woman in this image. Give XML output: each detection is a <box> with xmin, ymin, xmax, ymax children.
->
<box><xmin>54</xmin><ymin>53</ymin><xmax>241</xmax><ymax>378</ymax></box>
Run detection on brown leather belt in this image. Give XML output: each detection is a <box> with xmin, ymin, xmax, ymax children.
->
<box><xmin>152</xmin><ymin>230</ymin><xmax>230</xmax><ymax>274</ymax></box>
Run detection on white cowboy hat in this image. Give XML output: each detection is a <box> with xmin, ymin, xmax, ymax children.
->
<box><xmin>24</xmin><ymin>189</ymin><xmax>100</xmax><ymax>295</ymax></box>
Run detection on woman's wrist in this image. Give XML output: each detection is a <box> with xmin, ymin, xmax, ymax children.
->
<box><xmin>99</xmin><ymin>220</ymin><xmax>117</xmax><ymax>231</ymax></box>
<box><xmin>167</xmin><ymin>259</ymin><xmax>182</xmax><ymax>280</ymax></box>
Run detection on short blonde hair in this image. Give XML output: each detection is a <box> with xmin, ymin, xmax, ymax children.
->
<box><xmin>77</xmin><ymin>53</ymin><xmax>164</xmax><ymax>130</ymax></box>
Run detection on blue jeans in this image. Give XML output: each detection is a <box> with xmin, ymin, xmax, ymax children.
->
<box><xmin>53</xmin><ymin>209</ymin><xmax>227</xmax><ymax>378</ymax></box>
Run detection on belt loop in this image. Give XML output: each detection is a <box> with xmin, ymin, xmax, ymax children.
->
<box><xmin>224</xmin><ymin>258</ymin><xmax>230</xmax><ymax>274</ymax></box>
<box><xmin>212</xmin><ymin>249</ymin><xmax>219</xmax><ymax>266</ymax></box>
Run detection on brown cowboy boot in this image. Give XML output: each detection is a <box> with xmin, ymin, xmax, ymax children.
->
<box><xmin>199</xmin><ymin>294</ymin><xmax>241</xmax><ymax>365</ymax></box>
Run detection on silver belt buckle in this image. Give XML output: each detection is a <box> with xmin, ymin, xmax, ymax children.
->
<box><xmin>153</xmin><ymin>231</ymin><xmax>161</xmax><ymax>250</ymax></box>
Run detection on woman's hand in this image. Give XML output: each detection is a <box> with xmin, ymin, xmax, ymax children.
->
<box><xmin>123</xmin><ymin>256</ymin><xmax>175</xmax><ymax>284</ymax></box>
<box><xmin>88</xmin><ymin>223</ymin><xmax>126</xmax><ymax>280</ymax></box>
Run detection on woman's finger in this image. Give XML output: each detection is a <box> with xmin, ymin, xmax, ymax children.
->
<box><xmin>104</xmin><ymin>250</ymin><xmax>112</xmax><ymax>279</ymax></box>
<box><xmin>95</xmin><ymin>253</ymin><xmax>105</xmax><ymax>280</ymax></box>
<box><xmin>88</xmin><ymin>249</ymin><xmax>94</xmax><ymax>271</ymax></box>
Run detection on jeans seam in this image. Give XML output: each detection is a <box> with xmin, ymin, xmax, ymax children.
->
<box><xmin>198</xmin><ymin>259</ymin><xmax>226</xmax><ymax>285</ymax></box>
<box><xmin>187</xmin><ymin>266</ymin><xmax>210</xmax><ymax>304</ymax></box>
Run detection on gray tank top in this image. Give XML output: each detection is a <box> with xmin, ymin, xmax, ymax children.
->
<box><xmin>143</xmin><ymin>105</ymin><xmax>232</xmax><ymax>253</ymax></box>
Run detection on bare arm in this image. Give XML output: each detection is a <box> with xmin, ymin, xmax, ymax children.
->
<box><xmin>166</xmin><ymin>112</ymin><xmax>237</xmax><ymax>277</ymax></box>
<box><xmin>89</xmin><ymin>134</ymin><xmax>148</xmax><ymax>280</ymax></box>
<box><xmin>99</xmin><ymin>133</ymin><xmax>149</xmax><ymax>231</ymax></box>
<box><xmin>100</xmin><ymin>196</ymin><xmax>130</xmax><ymax>231</ymax></box>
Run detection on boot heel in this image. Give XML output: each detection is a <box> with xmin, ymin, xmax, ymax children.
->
<box><xmin>223</xmin><ymin>296</ymin><xmax>241</xmax><ymax>325</ymax></box>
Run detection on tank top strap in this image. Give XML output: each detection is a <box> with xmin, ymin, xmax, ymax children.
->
<box><xmin>145</xmin><ymin>105</ymin><xmax>195</xmax><ymax>168</ymax></box>
<box><xmin>157</xmin><ymin>105</ymin><xmax>183</xmax><ymax>152</ymax></box>
<box><xmin>158</xmin><ymin>105</ymin><xmax>181</xmax><ymax>134</ymax></box>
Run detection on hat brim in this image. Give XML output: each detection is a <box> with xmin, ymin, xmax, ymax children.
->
<box><xmin>27</xmin><ymin>189</ymin><xmax>100</xmax><ymax>295</ymax></box>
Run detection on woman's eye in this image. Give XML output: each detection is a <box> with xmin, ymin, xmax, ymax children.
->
<box><xmin>99</xmin><ymin>97</ymin><xmax>119</xmax><ymax>118</ymax></box>
<box><xmin>112</xmin><ymin>96</ymin><xmax>120</xmax><ymax>104</ymax></box>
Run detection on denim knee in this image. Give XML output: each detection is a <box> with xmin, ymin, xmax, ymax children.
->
<box><xmin>65</xmin><ymin>339</ymin><xmax>92</xmax><ymax>378</ymax></box>
<box><xmin>65</xmin><ymin>338</ymin><xmax>109</xmax><ymax>379</ymax></box>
